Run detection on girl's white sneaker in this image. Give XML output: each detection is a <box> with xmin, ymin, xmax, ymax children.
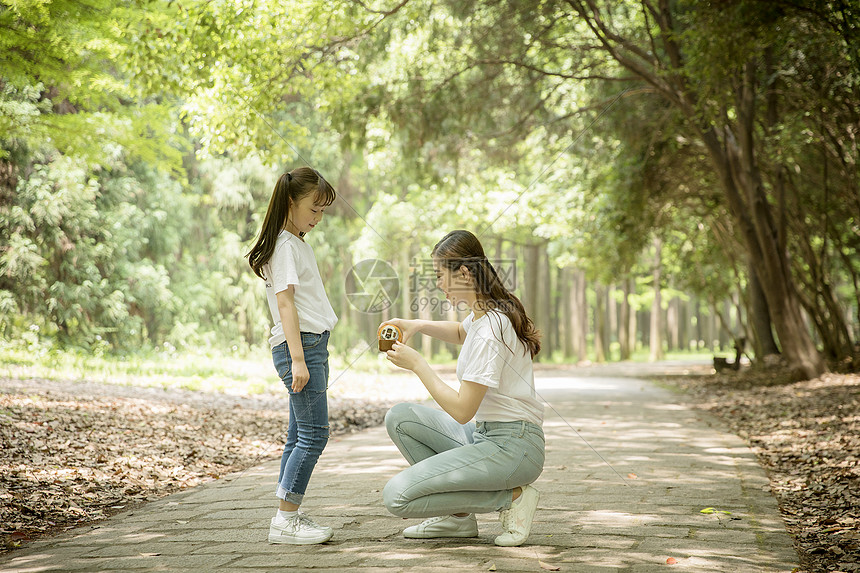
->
<box><xmin>268</xmin><ymin>512</ymin><xmax>333</xmax><ymax>544</ymax></box>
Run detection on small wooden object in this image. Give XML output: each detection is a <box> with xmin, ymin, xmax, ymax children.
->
<box><xmin>378</xmin><ymin>324</ymin><xmax>402</xmax><ymax>352</ymax></box>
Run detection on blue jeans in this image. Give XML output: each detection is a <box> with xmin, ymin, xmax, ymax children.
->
<box><xmin>383</xmin><ymin>402</ymin><xmax>545</xmax><ymax>518</ymax></box>
<box><xmin>272</xmin><ymin>331</ymin><xmax>330</xmax><ymax>505</ymax></box>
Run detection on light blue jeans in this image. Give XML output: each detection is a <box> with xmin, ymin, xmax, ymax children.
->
<box><xmin>383</xmin><ymin>402</ymin><xmax>545</xmax><ymax>518</ymax></box>
<box><xmin>272</xmin><ymin>331</ymin><xmax>330</xmax><ymax>505</ymax></box>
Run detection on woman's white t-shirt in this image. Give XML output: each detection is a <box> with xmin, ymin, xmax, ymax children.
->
<box><xmin>263</xmin><ymin>231</ymin><xmax>338</xmax><ymax>348</ymax></box>
<box><xmin>456</xmin><ymin>311</ymin><xmax>543</xmax><ymax>426</ymax></box>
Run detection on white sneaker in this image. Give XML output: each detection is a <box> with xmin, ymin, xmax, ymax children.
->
<box><xmin>403</xmin><ymin>514</ymin><xmax>479</xmax><ymax>538</ymax></box>
<box><xmin>268</xmin><ymin>512</ymin><xmax>333</xmax><ymax>545</ymax></box>
<box><xmin>495</xmin><ymin>485</ymin><xmax>540</xmax><ymax>547</ymax></box>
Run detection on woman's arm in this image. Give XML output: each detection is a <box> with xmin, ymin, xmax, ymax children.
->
<box><xmin>383</xmin><ymin>318</ymin><xmax>465</xmax><ymax>346</ymax></box>
<box><xmin>276</xmin><ymin>287</ymin><xmax>310</xmax><ymax>392</ymax></box>
<box><xmin>416</xmin><ymin>320</ymin><xmax>466</xmax><ymax>345</ymax></box>
<box><xmin>387</xmin><ymin>342</ymin><xmax>487</xmax><ymax>424</ymax></box>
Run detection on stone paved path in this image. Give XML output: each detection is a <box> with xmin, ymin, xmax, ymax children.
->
<box><xmin>0</xmin><ymin>366</ymin><xmax>799</xmax><ymax>572</ymax></box>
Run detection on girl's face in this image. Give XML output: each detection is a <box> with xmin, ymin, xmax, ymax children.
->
<box><xmin>286</xmin><ymin>193</ymin><xmax>328</xmax><ymax>237</ymax></box>
<box><xmin>433</xmin><ymin>258</ymin><xmax>477</xmax><ymax>310</ymax></box>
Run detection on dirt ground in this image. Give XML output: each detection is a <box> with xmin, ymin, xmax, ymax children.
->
<box><xmin>0</xmin><ymin>375</ymin><xmax>398</xmax><ymax>553</ymax></box>
<box><xmin>1</xmin><ymin>367</ymin><xmax>858</xmax><ymax>573</ymax></box>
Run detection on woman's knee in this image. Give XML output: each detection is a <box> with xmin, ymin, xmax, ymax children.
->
<box><xmin>385</xmin><ymin>402</ymin><xmax>413</xmax><ymax>438</ymax></box>
<box><xmin>382</xmin><ymin>476</ymin><xmax>408</xmax><ymax>517</ymax></box>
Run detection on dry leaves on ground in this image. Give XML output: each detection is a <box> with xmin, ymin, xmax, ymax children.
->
<box><xmin>0</xmin><ymin>377</ymin><xmax>393</xmax><ymax>552</ymax></box>
<box><xmin>665</xmin><ymin>370</ymin><xmax>860</xmax><ymax>573</ymax></box>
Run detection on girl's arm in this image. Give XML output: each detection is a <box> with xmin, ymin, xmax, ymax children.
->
<box><xmin>383</xmin><ymin>318</ymin><xmax>465</xmax><ymax>346</ymax></box>
<box><xmin>387</xmin><ymin>342</ymin><xmax>487</xmax><ymax>424</ymax></box>
<box><xmin>276</xmin><ymin>286</ymin><xmax>310</xmax><ymax>392</ymax></box>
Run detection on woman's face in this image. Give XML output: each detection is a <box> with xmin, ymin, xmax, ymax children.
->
<box><xmin>287</xmin><ymin>193</ymin><xmax>327</xmax><ymax>237</ymax></box>
<box><xmin>433</xmin><ymin>258</ymin><xmax>475</xmax><ymax>310</ymax></box>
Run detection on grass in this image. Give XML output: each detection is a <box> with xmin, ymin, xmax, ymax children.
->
<box><xmin>0</xmin><ymin>344</ymin><xmax>276</xmax><ymax>395</ymax></box>
<box><xmin>1</xmin><ymin>340</ymin><xmax>720</xmax><ymax>398</ymax></box>
<box><xmin>0</xmin><ymin>340</ymin><xmax>419</xmax><ymax>398</ymax></box>
<box><xmin>537</xmin><ymin>347</ymin><xmax>716</xmax><ymax>365</ymax></box>
<box><xmin>628</xmin><ymin>349</ymin><xmax>716</xmax><ymax>362</ymax></box>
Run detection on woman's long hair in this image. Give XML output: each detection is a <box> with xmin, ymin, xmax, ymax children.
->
<box><xmin>247</xmin><ymin>167</ymin><xmax>336</xmax><ymax>278</ymax></box>
<box><xmin>432</xmin><ymin>230</ymin><xmax>541</xmax><ymax>358</ymax></box>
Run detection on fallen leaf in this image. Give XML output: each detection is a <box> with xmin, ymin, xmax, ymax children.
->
<box><xmin>627</xmin><ymin>473</ymin><xmax>638</xmax><ymax>480</ymax></box>
<box><xmin>700</xmin><ymin>507</ymin><xmax>731</xmax><ymax>515</ymax></box>
<box><xmin>488</xmin><ymin>564</ymin><xmax>497</xmax><ymax>571</ymax></box>
<box><xmin>666</xmin><ymin>557</ymin><xmax>678</xmax><ymax>565</ymax></box>
<box><xmin>539</xmin><ymin>561</ymin><xmax>561</xmax><ymax>571</ymax></box>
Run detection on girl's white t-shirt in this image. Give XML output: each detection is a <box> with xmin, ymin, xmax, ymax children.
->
<box><xmin>263</xmin><ymin>230</ymin><xmax>338</xmax><ymax>348</ymax></box>
<box><xmin>456</xmin><ymin>311</ymin><xmax>543</xmax><ymax>426</ymax></box>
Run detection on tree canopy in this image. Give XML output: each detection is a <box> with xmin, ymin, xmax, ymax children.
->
<box><xmin>1</xmin><ymin>0</ymin><xmax>857</xmax><ymax>377</ymax></box>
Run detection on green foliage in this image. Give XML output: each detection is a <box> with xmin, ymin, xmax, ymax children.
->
<box><xmin>0</xmin><ymin>0</ymin><xmax>184</xmax><ymax>170</ymax></box>
<box><xmin>1</xmin><ymin>0</ymin><xmax>857</xmax><ymax>366</ymax></box>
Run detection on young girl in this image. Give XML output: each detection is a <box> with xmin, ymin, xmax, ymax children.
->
<box><xmin>381</xmin><ymin>229</ymin><xmax>545</xmax><ymax>547</ymax></box>
<box><xmin>247</xmin><ymin>167</ymin><xmax>337</xmax><ymax>545</ymax></box>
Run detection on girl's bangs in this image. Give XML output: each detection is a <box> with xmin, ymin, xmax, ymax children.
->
<box><xmin>314</xmin><ymin>180</ymin><xmax>336</xmax><ymax>207</ymax></box>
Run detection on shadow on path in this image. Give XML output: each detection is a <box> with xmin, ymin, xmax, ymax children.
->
<box><xmin>0</xmin><ymin>362</ymin><xmax>798</xmax><ymax>572</ymax></box>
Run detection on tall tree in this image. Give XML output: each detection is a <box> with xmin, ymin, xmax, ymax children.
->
<box><xmin>326</xmin><ymin>0</ymin><xmax>853</xmax><ymax>377</ymax></box>
<box><xmin>563</xmin><ymin>0</ymin><xmax>839</xmax><ymax>377</ymax></box>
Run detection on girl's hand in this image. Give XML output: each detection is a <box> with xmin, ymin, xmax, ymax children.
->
<box><xmin>290</xmin><ymin>360</ymin><xmax>310</xmax><ymax>392</ymax></box>
<box><xmin>386</xmin><ymin>341</ymin><xmax>426</xmax><ymax>372</ymax></box>
<box><xmin>380</xmin><ymin>318</ymin><xmax>418</xmax><ymax>344</ymax></box>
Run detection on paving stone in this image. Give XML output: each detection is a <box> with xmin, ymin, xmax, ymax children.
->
<box><xmin>0</xmin><ymin>370</ymin><xmax>799</xmax><ymax>573</ymax></box>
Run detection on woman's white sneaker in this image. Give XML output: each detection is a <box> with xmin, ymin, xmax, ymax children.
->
<box><xmin>268</xmin><ymin>512</ymin><xmax>333</xmax><ymax>544</ymax></box>
<box><xmin>403</xmin><ymin>514</ymin><xmax>479</xmax><ymax>538</ymax></box>
<box><xmin>495</xmin><ymin>485</ymin><xmax>540</xmax><ymax>547</ymax></box>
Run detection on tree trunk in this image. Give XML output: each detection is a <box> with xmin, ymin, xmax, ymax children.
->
<box><xmin>539</xmin><ymin>244</ymin><xmax>553</xmax><ymax>358</ymax></box>
<box><xmin>420</xmin><ymin>278</ymin><xmax>433</xmax><ymax>357</ymax></box>
<box><xmin>619</xmin><ymin>277</ymin><xmax>632</xmax><ymax>360</ymax></box>
<box><xmin>628</xmin><ymin>282</ymin><xmax>637</xmax><ymax>354</ymax></box>
<box><xmin>572</xmin><ymin>269</ymin><xmax>588</xmax><ymax>361</ymax></box>
<box><xmin>608</xmin><ymin>283</ymin><xmax>617</xmax><ymax>359</ymax></box>
<box><xmin>555</xmin><ymin>265</ymin><xmax>565</xmax><ymax>359</ymax></box>
<box><xmin>524</xmin><ymin>243</ymin><xmax>540</xmax><ymax>325</ymax></box>
<box><xmin>595</xmin><ymin>284</ymin><xmax>607</xmax><ymax>362</ymax></box>
<box><xmin>695</xmin><ymin>64</ymin><xmax>825</xmax><ymax>378</ymax></box>
<box><xmin>667</xmin><ymin>296</ymin><xmax>680</xmax><ymax>351</ymax></box>
<box><xmin>571</xmin><ymin>3</ymin><xmax>827</xmax><ymax>378</ymax></box>
<box><xmin>640</xmin><ymin>308</ymin><xmax>650</xmax><ymax>349</ymax></box>
<box><xmin>650</xmin><ymin>237</ymin><xmax>665</xmax><ymax>361</ymax></box>
<box><xmin>678</xmin><ymin>296</ymin><xmax>688</xmax><ymax>351</ymax></box>
<box><xmin>747</xmin><ymin>257</ymin><xmax>780</xmax><ymax>358</ymax></box>
<box><xmin>561</xmin><ymin>267</ymin><xmax>573</xmax><ymax>358</ymax></box>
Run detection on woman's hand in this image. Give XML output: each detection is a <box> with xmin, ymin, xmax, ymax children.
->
<box><xmin>386</xmin><ymin>341</ymin><xmax>426</xmax><ymax>372</ymax></box>
<box><xmin>379</xmin><ymin>318</ymin><xmax>419</xmax><ymax>344</ymax></box>
<box><xmin>290</xmin><ymin>359</ymin><xmax>310</xmax><ymax>392</ymax></box>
